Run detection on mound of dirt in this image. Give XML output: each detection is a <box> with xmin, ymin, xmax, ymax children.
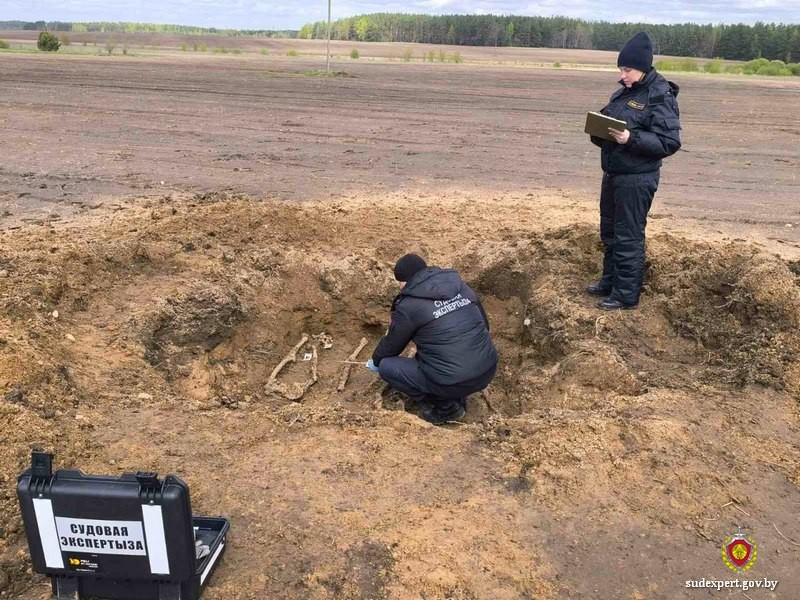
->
<box><xmin>648</xmin><ymin>238</ymin><xmax>800</xmax><ymax>392</ymax></box>
<box><xmin>461</xmin><ymin>226</ymin><xmax>800</xmax><ymax>419</ymax></box>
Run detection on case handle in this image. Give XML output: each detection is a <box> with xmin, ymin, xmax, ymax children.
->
<box><xmin>135</xmin><ymin>471</ymin><xmax>160</xmax><ymax>488</ymax></box>
<box><xmin>31</xmin><ymin>451</ymin><xmax>53</xmax><ymax>480</ymax></box>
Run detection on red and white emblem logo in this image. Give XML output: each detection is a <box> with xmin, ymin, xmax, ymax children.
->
<box><xmin>721</xmin><ymin>528</ymin><xmax>757</xmax><ymax>573</ymax></box>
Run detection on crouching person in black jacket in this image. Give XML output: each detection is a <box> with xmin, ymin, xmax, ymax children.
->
<box><xmin>368</xmin><ymin>254</ymin><xmax>498</xmax><ymax>425</ymax></box>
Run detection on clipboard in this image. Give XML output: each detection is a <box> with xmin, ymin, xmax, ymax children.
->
<box><xmin>585</xmin><ymin>111</ymin><xmax>628</xmax><ymax>141</ymax></box>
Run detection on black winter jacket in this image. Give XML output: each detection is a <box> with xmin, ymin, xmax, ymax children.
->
<box><xmin>591</xmin><ymin>69</ymin><xmax>682</xmax><ymax>174</ymax></box>
<box><xmin>372</xmin><ymin>268</ymin><xmax>498</xmax><ymax>386</ymax></box>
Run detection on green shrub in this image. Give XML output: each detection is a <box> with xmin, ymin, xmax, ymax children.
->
<box><xmin>725</xmin><ymin>64</ymin><xmax>744</xmax><ymax>75</ymax></box>
<box><xmin>0</xmin><ymin>39</ymin><xmax>9</xmax><ymax>49</ymax></box>
<box><xmin>122</xmin><ymin>44</ymin><xmax>128</xmax><ymax>55</ymax></box>
<box><xmin>37</xmin><ymin>31</ymin><xmax>61</xmax><ymax>52</ymax></box>
<box><xmin>451</xmin><ymin>52</ymin><xmax>463</xmax><ymax>64</ymax></box>
<box><xmin>403</xmin><ymin>48</ymin><xmax>413</xmax><ymax>62</ymax></box>
<box><xmin>438</xmin><ymin>49</ymin><xmax>446</xmax><ymax>62</ymax></box>
<box><xmin>200</xmin><ymin>43</ymin><xmax>207</xmax><ymax>52</ymax></box>
<box><xmin>261</xmin><ymin>48</ymin><xmax>269</xmax><ymax>56</ymax></box>
<box><xmin>426</xmin><ymin>50</ymin><xmax>435</xmax><ymax>62</ymax></box>
<box><xmin>743</xmin><ymin>58</ymin><xmax>769</xmax><ymax>74</ymax></box>
<box><xmin>756</xmin><ymin>64</ymin><xmax>792</xmax><ymax>76</ymax></box>
<box><xmin>232</xmin><ymin>48</ymin><xmax>242</xmax><ymax>55</ymax></box>
<box><xmin>553</xmin><ymin>61</ymin><xmax>561</xmax><ymax>68</ymax></box>
<box><xmin>656</xmin><ymin>58</ymin><xmax>699</xmax><ymax>72</ymax></box>
<box><xmin>193</xmin><ymin>42</ymin><xmax>199</xmax><ymax>51</ymax></box>
<box><xmin>350</xmin><ymin>48</ymin><xmax>359</xmax><ymax>59</ymax></box>
<box><xmin>769</xmin><ymin>59</ymin><xmax>787</xmax><ymax>68</ymax></box>
<box><xmin>789</xmin><ymin>63</ymin><xmax>800</xmax><ymax>76</ymax></box>
<box><xmin>106</xmin><ymin>39</ymin><xmax>116</xmax><ymax>55</ymax></box>
<box><xmin>60</xmin><ymin>34</ymin><xmax>71</xmax><ymax>46</ymax></box>
<box><xmin>704</xmin><ymin>59</ymin><xmax>723</xmax><ymax>74</ymax></box>
<box><xmin>287</xmin><ymin>48</ymin><xmax>299</xmax><ymax>57</ymax></box>
<box><xmin>214</xmin><ymin>46</ymin><xmax>228</xmax><ymax>54</ymax></box>
<box><xmin>180</xmin><ymin>43</ymin><xmax>188</xmax><ymax>51</ymax></box>
<box><xmin>298</xmin><ymin>69</ymin><xmax>351</xmax><ymax>77</ymax></box>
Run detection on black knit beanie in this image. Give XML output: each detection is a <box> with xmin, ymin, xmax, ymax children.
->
<box><xmin>394</xmin><ymin>254</ymin><xmax>427</xmax><ymax>282</ymax></box>
<box><xmin>617</xmin><ymin>32</ymin><xmax>653</xmax><ymax>72</ymax></box>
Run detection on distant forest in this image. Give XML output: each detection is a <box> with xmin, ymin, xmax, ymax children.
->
<box><xmin>299</xmin><ymin>14</ymin><xmax>800</xmax><ymax>62</ymax></box>
<box><xmin>4</xmin><ymin>16</ymin><xmax>799</xmax><ymax>62</ymax></box>
<box><xmin>0</xmin><ymin>21</ymin><xmax>297</xmax><ymax>38</ymax></box>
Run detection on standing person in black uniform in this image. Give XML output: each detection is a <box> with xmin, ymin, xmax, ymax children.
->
<box><xmin>366</xmin><ymin>254</ymin><xmax>498</xmax><ymax>425</ymax></box>
<box><xmin>587</xmin><ymin>32</ymin><xmax>682</xmax><ymax>310</ymax></box>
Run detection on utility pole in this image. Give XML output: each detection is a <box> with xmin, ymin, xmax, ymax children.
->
<box><xmin>326</xmin><ymin>0</ymin><xmax>332</xmax><ymax>74</ymax></box>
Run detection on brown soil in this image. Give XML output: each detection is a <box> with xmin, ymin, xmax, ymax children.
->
<box><xmin>1</xmin><ymin>47</ymin><xmax>799</xmax><ymax>250</ymax></box>
<box><xmin>2</xmin><ymin>191</ymin><xmax>800</xmax><ymax>599</ymax></box>
<box><xmin>1</xmin><ymin>47</ymin><xmax>800</xmax><ymax>599</ymax></box>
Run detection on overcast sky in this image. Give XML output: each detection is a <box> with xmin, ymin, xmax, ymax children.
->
<box><xmin>4</xmin><ymin>0</ymin><xmax>800</xmax><ymax>31</ymax></box>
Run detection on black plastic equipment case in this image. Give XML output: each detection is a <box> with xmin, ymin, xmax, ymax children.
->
<box><xmin>17</xmin><ymin>452</ymin><xmax>229</xmax><ymax>600</ymax></box>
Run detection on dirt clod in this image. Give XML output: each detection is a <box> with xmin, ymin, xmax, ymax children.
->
<box><xmin>3</xmin><ymin>387</ymin><xmax>25</xmax><ymax>404</ymax></box>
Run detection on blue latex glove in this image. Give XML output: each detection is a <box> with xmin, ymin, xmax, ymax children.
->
<box><xmin>366</xmin><ymin>359</ymin><xmax>380</xmax><ymax>374</ymax></box>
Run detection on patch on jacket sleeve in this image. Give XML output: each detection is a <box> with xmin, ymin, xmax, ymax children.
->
<box><xmin>627</xmin><ymin>100</ymin><xmax>646</xmax><ymax>110</ymax></box>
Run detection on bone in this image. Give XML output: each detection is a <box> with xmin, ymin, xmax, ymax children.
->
<box><xmin>266</xmin><ymin>334</ymin><xmax>319</xmax><ymax>401</ymax></box>
<box><xmin>337</xmin><ymin>337</ymin><xmax>369</xmax><ymax>392</ymax></box>
<box><xmin>268</xmin><ymin>334</ymin><xmax>309</xmax><ymax>383</ymax></box>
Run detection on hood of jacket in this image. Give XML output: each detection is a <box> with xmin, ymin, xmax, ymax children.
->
<box><xmin>401</xmin><ymin>267</ymin><xmax>464</xmax><ymax>301</ymax></box>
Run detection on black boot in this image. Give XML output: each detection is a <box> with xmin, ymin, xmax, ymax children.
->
<box><xmin>421</xmin><ymin>401</ymin><xmax>466</xmax><ymax>425</ymax></box>
<box><xmin>585</xmin><ymin>282</ymin><xmax>612</xmax><ymax>297</ymax></box>
<box><xmin>406</xmin><ymin>394</ymin><xmax>432</xmax><ymax>410</ymax></box>
<box><xmin>597</xmin><ymin>298</ymin><xmax>637</xmax><ymax>310</ymax></box>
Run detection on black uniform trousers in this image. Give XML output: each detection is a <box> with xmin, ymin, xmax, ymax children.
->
<box><xmin>599</xmin><ymin>170</ymin><xmax>660</xmax><ymax>306</ymax></box>
<box><xmin>378</xmin><ymin>357</ymin><xmax>496</xmax><ymax>409</ymax></box>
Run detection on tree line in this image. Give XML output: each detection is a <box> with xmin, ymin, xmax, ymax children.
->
<box><xmin>0</xmin><ymin>21</ymin><xmax>296</xmax><ymax>38</ymax></box>
<box><xmin>5</xmin><ymin>16</ymin><xmax>798</xmax><ymax>61</ymax></box>
<box><xmin>298</xmin><ymin>14</ymin><xmax>800</xmax><ymax>62</ymax></box>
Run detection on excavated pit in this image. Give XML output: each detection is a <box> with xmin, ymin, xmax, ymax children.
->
<box><xmin>2</xmin><ymin>195</ymin><xmax>800</xmax><ymax>597</ymax></box>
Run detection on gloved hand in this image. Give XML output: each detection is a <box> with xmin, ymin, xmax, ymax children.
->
<box><xmin>366</xmin><ymin>359</ymin><xmax>379</xmax><ymax>374</ymax></box>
